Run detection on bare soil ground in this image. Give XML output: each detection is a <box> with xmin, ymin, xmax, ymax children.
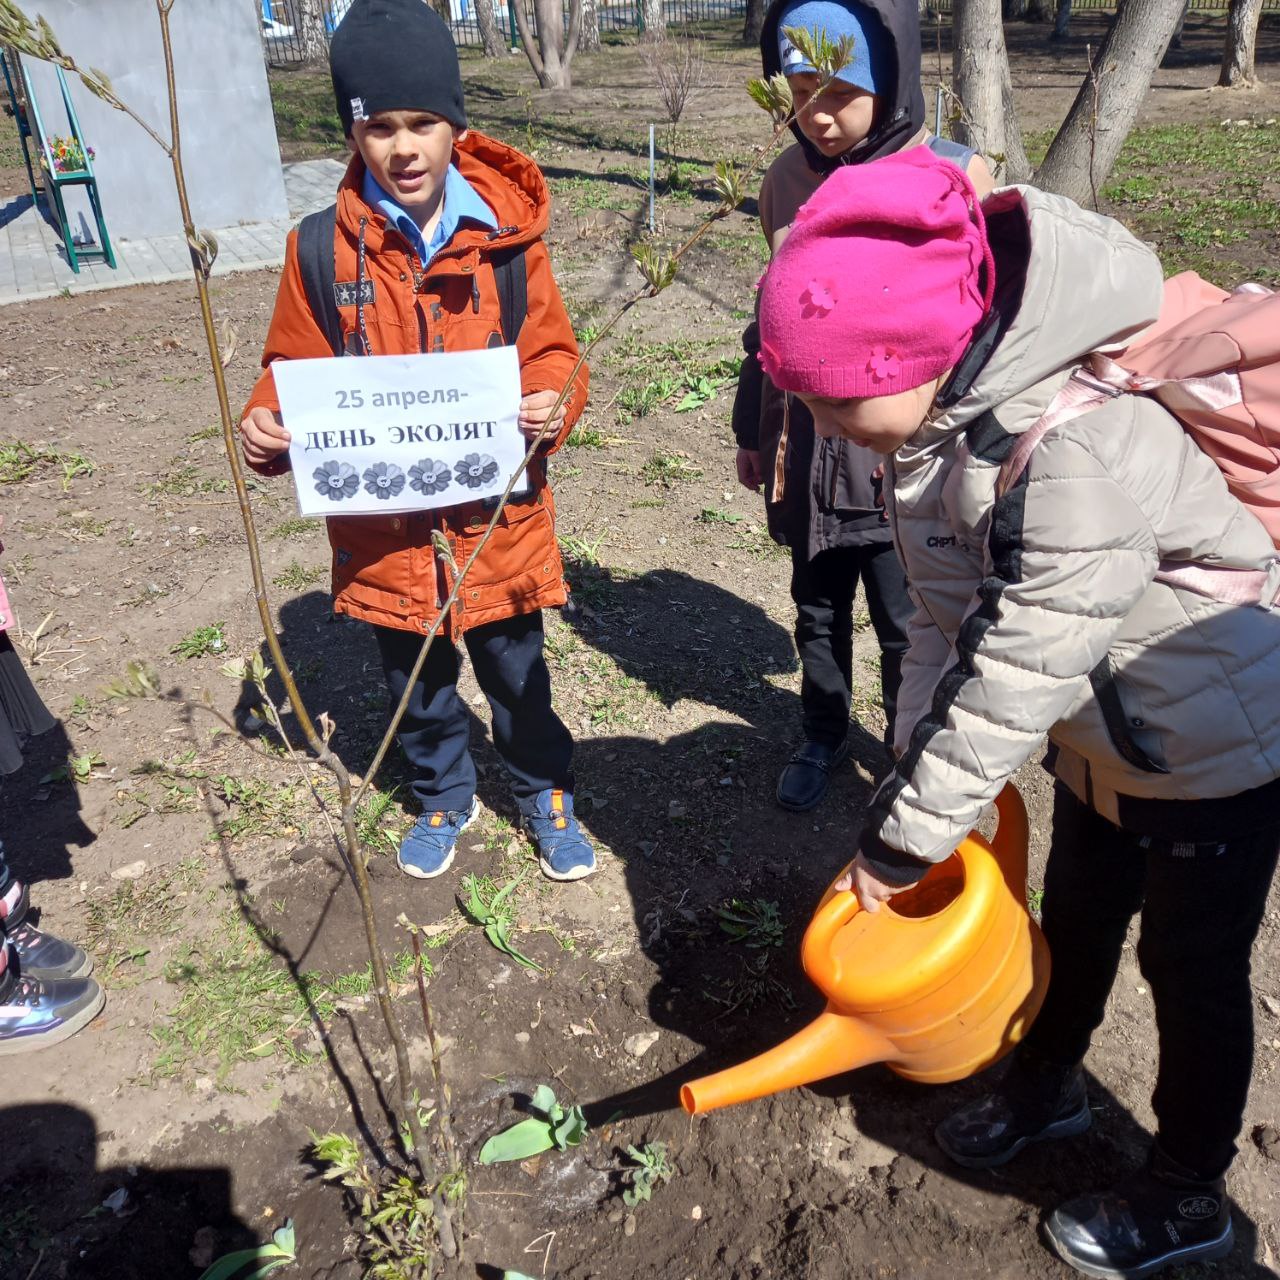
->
<box><xmin>1</xmin><ymin>17</ymin><xmax>1278</xmax><ymax>1280</ymax></box>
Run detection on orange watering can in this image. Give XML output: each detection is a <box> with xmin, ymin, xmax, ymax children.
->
<box><xmin>681</xmin><ymin>785</ymin><xmax>1049</xmax><ymax>1114</ymax></box>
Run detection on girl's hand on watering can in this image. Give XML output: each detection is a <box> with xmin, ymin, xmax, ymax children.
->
<box><xmin>835</xmin><ymin>853</ymin><xmax>904</xmax><ymax>914</ymax></box>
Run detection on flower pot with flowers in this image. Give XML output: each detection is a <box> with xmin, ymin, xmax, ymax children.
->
<box><xmin>43</xmin><ymin>134</ymin><xmax>94</xmax><ymax>175</ymax></box>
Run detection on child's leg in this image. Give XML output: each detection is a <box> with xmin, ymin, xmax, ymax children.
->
<box><xmin>936</xmin><ymin>786</ymin><xmax>1145</xmax><ymax>1168</ymax></box>
<box><xmin>790</xmin><ymin>545</ymin><xmax>861</xmax><ymax>748</ymax></box>
<box><xmin>855</xmin><ymin>542</ymin><xmax>912</xmax><ymax>745</ymax></box>
<box><xmin>1135</xmin><ymin>822</ymin><xmax>1280</xmax><ymax>1179</ymax></box>
<box><xmin>372</xmin><ymin>624</ymin><xmax>476</xmax><ymax>812</ymax></box>
<box><xmin>463</xmin><ymin>612</ymin><xmax>572</xmax><ymax>806</ymax></box>
<box><xmin>1020</xmin><ymin>785</ymin><xmax>1148</xmax><ymax>1066</ymax></box>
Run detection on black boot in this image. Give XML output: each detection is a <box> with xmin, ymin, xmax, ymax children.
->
<box><xmin>935</xmin><ymin>1048</ymin><xmax>1091</xmax><ymax>1169</ymax></box>
<box><xmin>1044</xmin><ymin>1147</ymin><xmax>1233</xmax><ymax>1279</ymax></box>
<box><xmin>776</xmin><ymin>739</ymin><xmax>849</xmax><ymax>812</ymax></box>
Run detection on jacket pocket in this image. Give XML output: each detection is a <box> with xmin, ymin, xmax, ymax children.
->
<box><xmin>1087</xmin><ymin>654</ymin><xmax>1170</xmax><ymax>775</ymax></box>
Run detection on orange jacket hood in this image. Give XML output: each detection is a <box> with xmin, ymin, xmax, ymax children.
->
<box><xmin>334</xmin><ymin>129</ymin><xmax>552</xmax><ymax>256</ymax></box>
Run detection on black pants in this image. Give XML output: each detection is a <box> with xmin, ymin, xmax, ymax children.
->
<box><xmin>1022</xmin><ymin>784</ymin><xmax>1280</xmax><ymax>1180</ymax></box>
<box><xmin>790</xmin><ymin>542</ymin><xmax>912</xmax><ymax>749</ymax></box>
<box><xmin>373</xmin><ymin>612</ymin><xmax>573</xmax><ymax>815</ymax></box>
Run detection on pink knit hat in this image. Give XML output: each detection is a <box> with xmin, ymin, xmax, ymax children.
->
<box><xmin>758</xmin><ymin>146</ymin><xmax>995</xmax><ymax>399</ymax></box>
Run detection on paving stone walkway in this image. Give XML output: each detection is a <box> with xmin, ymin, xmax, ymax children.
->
<box><xmin>0</xmin><ymin>158</ymin><xmax>345</xmax><ymax>305</ymax></box>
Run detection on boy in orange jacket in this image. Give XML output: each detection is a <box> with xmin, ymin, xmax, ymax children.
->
<box><xmin>240</xmin><ymin>0</ymin><xmax>594</xmax><ymax>881</ymax></box>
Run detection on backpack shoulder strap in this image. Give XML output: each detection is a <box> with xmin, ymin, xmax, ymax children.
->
<box><xmin>296</xmin><ymin>203</ymin><xmax>342</xmax><ymax>357</ymax></box>
<box><xmin>996</xmin><ymin>371</ymin><xmax>1117</xmax><ymax>498</ymax></box>
<box><xmin>490</xmin><ymin>242</ymin><xmax>528</xmax><ymax>348</ymax></box>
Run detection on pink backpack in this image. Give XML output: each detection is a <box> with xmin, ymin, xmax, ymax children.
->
<box><xmin>1000</xmin><ymin>271</ymin><xmax>1280</xmax><ymax>608</ymax></box>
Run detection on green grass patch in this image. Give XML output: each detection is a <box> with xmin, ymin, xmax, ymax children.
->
<box><xmin>270</xmin><ymin>516</ymin><xmax>322</xmax><ymax>541</ymax></box>
<box><xmin>145</xmin><ymin>461</ymin><xmax>229</xmax><ymax>498</ymax></box>
<box><xmin>84</xmin><ymin>860</ymin><xmax>203</xmax><ymax>984</ymax></box>
<box><xmin>641</xmin><ymin>450</ymin><xmax>703</xmax><ymax>487</ymax></box>
<box><xmin>153</xmin><ymin>908</ymin><xmax>420</xmax><ymax>1083</ymax></box>
<box><xmin>213</xmin><ymin>774</ymin><xmax>308</xmax><ymax>839</ymax></box>
<box><xmin>1029</xmin><ymin>120</ymin><xmax>1280</xmax><ymax>286</ymax></box>
<box><xmin>171</xmin><ymin>621</ymin><xmax>228</xmax><ymax>660</ymax></box>
<box><xmin>268</xmin><ymin>68</ymin><xmax>345</xmax><ymax>157</ymax></box>
<box><xmin>0</xmin><ymin>440</ymin><xmax>94</xmax><ymax>489</ymax></box>
<box><xmin>272</xmin><ymin>560</ymin><xmax>328</xmax><ymax>590</ymax></box>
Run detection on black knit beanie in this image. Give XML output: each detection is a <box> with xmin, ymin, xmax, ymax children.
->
<box><xmin>329</xmin><ymin>0</ymin><xmax>467</xmax><ymax>136</ymax></box>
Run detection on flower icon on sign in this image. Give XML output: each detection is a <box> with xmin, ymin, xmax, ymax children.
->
<box><xmin>409</xmin><ymin>458</ymin><xmax>451</xmax><ymax>496</ymax></box>
<box><xmin>454</xmin><ymin>453</ymin><xmax>499</xmax><ymax>489</ymax></box>
<box><xmin>867</xmin><ymin>345</ymin><xmax>901</xmax><ymax>382</ymax></box>
<box><xmin>313</xmin><ymin>460</ymin><xmax>359</xmax><ymax>501</ymax></box>
<box><xmin>799</xmin><ymin>279</ymin><xmax>837</xmax><ymax>318</ymax></box>
<box><xmin>363</xmin><ymin>461</ymin><xmax>406</xmax><ymax>499</ymax></box>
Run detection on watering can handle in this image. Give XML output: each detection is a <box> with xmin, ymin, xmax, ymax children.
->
<box><xmin>801</xmin><ymin>890</ymin><xmax>862</xmax><ymax>992</ymax></box>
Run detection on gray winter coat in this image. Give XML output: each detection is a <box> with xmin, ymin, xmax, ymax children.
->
<box><xmin>861</xmin><ymin>185</ymin><xmax>1280</xmax><ymax>883</ymax></box>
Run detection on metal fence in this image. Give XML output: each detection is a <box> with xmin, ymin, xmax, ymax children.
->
<box><xmin>261</xmin><ymin>0</ymin><xmax>1276</xmax><ymax>64</ymax></box>
<box><xmin>260</xmin><ymin>0</ymin><xmax>748</xmax><ymax>62</ymax></box>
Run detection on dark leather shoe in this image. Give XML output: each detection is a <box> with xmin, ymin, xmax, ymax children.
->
<box><xmin>936</xmin><ymin>1052</ymin><xmax>1090</xmax><ymax>1169</ymax></box>
<box><xmin>776</xmin><ymin>739</ymin><xmax>849</xmax><ymax>812</ymax></box>
<box><xmin>1044</xmin><ymin>1148</ymin><xmax>1233</xmax><ymax>1279</ymax></box>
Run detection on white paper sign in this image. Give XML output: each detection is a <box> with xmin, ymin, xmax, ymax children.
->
<box><xmin>273</xmin><ymin>346</ymin><xmax>524</xmax><ymax>517</ymax></box>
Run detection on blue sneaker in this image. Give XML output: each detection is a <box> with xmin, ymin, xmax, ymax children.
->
<box><xmin>0</xmin><ymin>969</ymin><xmax>105</xmax><ymax>1056</ymax></box>
<box><xmin>397</xmin><ymin>798</ymin><xmax>479</xmax><ymax>880</ymax></box>
<box><xmin>9</xmin><ymin>919</ymin><xmax>93</xmax><ymax>981</ymax></box>
<box><xmin>522</xmin><ymin>789</ymin><xmax>596</xmax><ymax>882</ymax></box>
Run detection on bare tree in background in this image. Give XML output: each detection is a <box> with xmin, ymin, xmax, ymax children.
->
<box><xmin>1034</xmin><ymin>0</ymin><xmax>1186</xmax><ymax>202</ymax></box>
<box><xmin>512</xmin><ymin>0</ymin><xmax>583</xmax><ymax>87</ymax></box>
<box><xmin>640</xmin><ymin>29</ymin><xmax>705</xmax><ymax>180</ymax></box>
<box><xmin>953</xmin><ymin>0</ymin><xmax>1188</xmax><ymax>201</ymax></box>
<box><xmin>1219</xmin><ymin>0</ymin><xmax>1263</xmax><ymax>86</ymax></box>
<box><xmin>744</xmin><ymin>0</ymin><xmax>766</xmax><ymax>43</ymax></box>
<box><xmin>952</xmin><ymin>0</ymin><xmax>1031</xmax><ymax>180</ymax></box>
<box><xmin>296</xmin><ymin>0</ymin><xmax>329</xmax><ymax>61</ymax></box>
<box><xmin>475</xmin><ymin>0</ymin><xmax>506</xmax><ymax>57</ymax></box>
<box><xmin>642</xmin><ymin>0</ymin><xmax>666</xmax><ymax>37</ymax></box>
<box><xmin>580</xmin><ymin>0</ymin><xmax>602</xmax><ymax>52</ymax></box>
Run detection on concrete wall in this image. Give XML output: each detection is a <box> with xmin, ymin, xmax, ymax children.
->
<box><xmin>23</xmin><ymin>0</ymin><xmax>288</xmax><ymax>243</ymax></box>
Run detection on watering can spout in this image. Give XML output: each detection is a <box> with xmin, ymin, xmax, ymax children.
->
<box><xmin>680</xmin><ymin>1010</ymin><xmax>891</xmax><ymax>1115</ymax></box>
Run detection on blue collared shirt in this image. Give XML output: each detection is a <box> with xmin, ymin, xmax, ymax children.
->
<box><xmin>362</xmin><ymin>164</ymin><xmax>497</xmax><ymax>265</ymax></box>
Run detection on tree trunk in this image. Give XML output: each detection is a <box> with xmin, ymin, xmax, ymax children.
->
<box><xmin>515</xmin><ymin>0</ymin><xmax>578</xmax><ymax>87</ymax></box>
<box><xmin>475</xmin><ymin>0</ymin><xmax>505</xmax><ymax>58</ymax></box>
<box><xmin>1027</xmin><ymin>0</ymin><xmax>1055</xmax><ymax>20</ymax></box>
<box><xmin>296</xmin><ymin>0</ymin><xmax>328</xmax><ymax>61</ymax></box>
<box><xmin>642</xmin><ymin>0</ymin><xmax>665</xmax><ymax>38</ymax></box>
<box><xmin>743</xmin><ymin>0</ymin><xmax>766</xmax><ymax>44</ymax></box>
<box><xmin>1051</xmin><ymin>0</ymin><xmax>1072</xmax><ymax>39</ymax></box>
<box><xmin>1218</xmin><ymin>0</ymin><xmax>1263</xmax><ymax>86</ymax></box>
<box><xmin>1003</xmin><ymin>0</ymin><xmax>1029</xmax><ymax>18</ymax></box>
<box><xmin>1168</xmin><ymin>0</ymin><xmax>1189</xmax><ymax>48</ymax></box>
<box><xmin>1035</xmin><ymin>0</ymin><xmax>1186</xmax><ymax>203</ymax></box>
<box><xmin>952</xmin><ymin>0</ymin><xmax>1032</xmax><ymax>182</ymax></box>
<box><xmin>580</xmin><ymin>0</ymin><xmax>601</xmax><ymax>53</ymax></box>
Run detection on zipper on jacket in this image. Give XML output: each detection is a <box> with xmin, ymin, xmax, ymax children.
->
<box><xmin>355</xmin><ymin>217</ymin><xmax>374</xmax><ymax>356</ymax></box>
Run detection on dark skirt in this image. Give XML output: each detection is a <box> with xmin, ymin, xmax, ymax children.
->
<box><xmin>0</xmin><ymin>632</ymin><xmax>55</xmax><ymax>776</ymax></box>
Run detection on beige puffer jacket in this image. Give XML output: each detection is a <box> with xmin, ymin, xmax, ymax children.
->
<box><xmin>861</xmin><ymin>185</ymin><xmax>1280</xmax><ymax>881</ymax></box>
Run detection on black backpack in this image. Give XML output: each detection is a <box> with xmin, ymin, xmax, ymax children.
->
<box><xmin>295</xmin><ymin>203</ymin><xmax>528</xmax><ymax>356</ymax></box>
